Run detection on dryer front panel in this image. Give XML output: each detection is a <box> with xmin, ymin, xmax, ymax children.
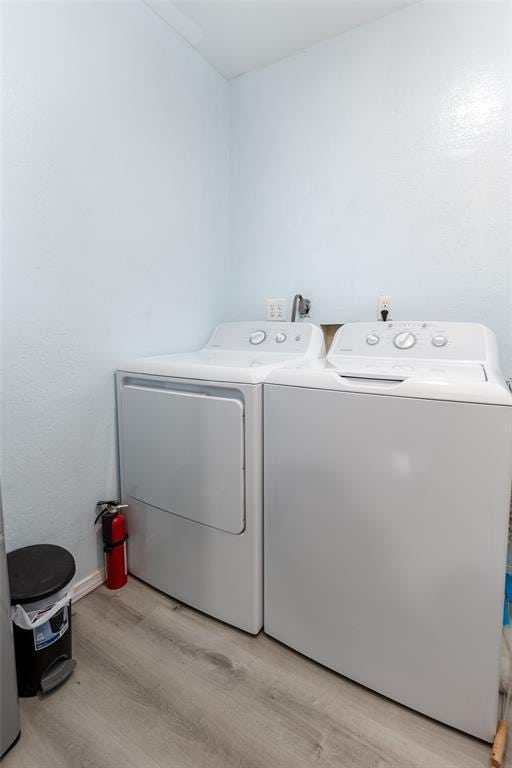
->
<box><xmin>120</xmin><ymin>383</ymin><xmax>245</xmax><ymax>534</ymax></box>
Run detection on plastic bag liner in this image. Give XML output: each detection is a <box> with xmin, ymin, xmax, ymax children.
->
<box><xmin>11</xmin><ymin>585</ymin><xmax>74</xmax><ymax>631</ymax></box>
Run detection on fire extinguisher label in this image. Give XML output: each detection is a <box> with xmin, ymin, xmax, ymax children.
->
<box><xmin>33</xmin><ymin>606</ymin><xmax>69</xmax><ymax>651</ymax></box>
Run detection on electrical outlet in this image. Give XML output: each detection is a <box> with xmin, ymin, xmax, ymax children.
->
<box><xmin>266</xmin><ymin>298</ymin><xmax>287</xmax><ymax>321</ymax></box>
<box><xmin>377</xmin><ymin>295</ymin><xmax>393</xmax><ymax>320</ymax></box>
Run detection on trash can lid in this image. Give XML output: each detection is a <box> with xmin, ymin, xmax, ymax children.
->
<box><xmin>7</xmin><ymin>544</ymin><xmax>76</xmax><ymax>605</ymax></box>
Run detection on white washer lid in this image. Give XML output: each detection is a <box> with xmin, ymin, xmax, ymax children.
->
<box><xmin>264</xmin><ymin>321</ymin><xmax>512</xmax><ymax>405</ymax></box>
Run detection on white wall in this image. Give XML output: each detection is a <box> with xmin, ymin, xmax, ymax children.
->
<box><xmin>230</xmin><ymin>1</ymin><xmax>512</xmax><ymax>373</ymax></box>
<box><xmin>2</xmin><ymin>0</ymin><xmax>511</xmax><ymax>582</ymax></box>
<box><xmin>1</xmin><ymin>1</ymin><xmax>229</xmax><ymax>578</ymax></box>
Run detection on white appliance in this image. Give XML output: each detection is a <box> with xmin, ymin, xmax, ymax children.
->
<box><xmin>116</xmin><ymin>321</ymin><xmax>324</xmax><ymax>634</ymax></box>
<box><xmin>264</xmin><ymin>321</ymin><xmax>512</xmax><ymax>740</ymax></box>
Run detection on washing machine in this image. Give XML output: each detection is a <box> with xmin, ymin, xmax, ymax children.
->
<box><xmin>264</xmin><ymin>321</ymin><xmax>512</xmax><ymax>740</ymax></box>
<box><xmin>116</xmin><ymin>321</ymin><xmax>324</xmax><ymax>634</ymax></box>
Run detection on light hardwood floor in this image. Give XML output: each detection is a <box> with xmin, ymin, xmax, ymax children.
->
<box><xmin>3</xmin><ymin>577</ymin><xmax>502</xmax><ymax>768</ymax></box>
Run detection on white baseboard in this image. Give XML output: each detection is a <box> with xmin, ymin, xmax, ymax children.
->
<box><xmin>72</xmin><ymin>569</ymin><xmax>105</xmax><ymax>603</ymax></box>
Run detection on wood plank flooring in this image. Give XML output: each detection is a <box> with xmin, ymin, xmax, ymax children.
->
<box><xmin>3</xmin><ymin>577</ymin><xmax>501</xmax><ymax>768</ymax></box>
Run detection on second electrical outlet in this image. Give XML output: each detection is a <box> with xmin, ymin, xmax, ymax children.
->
<box><xmin>377</xmin><ymin>295</ymin><xmax>393</xmax><ymax>321</ymax></box>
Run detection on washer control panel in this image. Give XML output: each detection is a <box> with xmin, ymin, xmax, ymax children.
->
<box><xmin>207</xmin><ymin>321</ymin><xmax>322</xmax><ymax>354</ymax></box>
<box><xmin>393</xmin><ymin>331</ymin><xmax>416</xmax><ymax>350</ymax></box>
<box><xmin>332</xmin><ymin>322</ymin><xmax>488</xmax><ymax>362</ymax></box>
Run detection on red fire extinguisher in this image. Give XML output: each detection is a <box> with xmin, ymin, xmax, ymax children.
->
<box><xmin>95</xmin><ymin>501</ymin><xmax>128</xmax><ymax>590</ymax></box>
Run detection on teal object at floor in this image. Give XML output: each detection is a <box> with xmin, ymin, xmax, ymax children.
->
<box><xmin>503</xmin><ymin>573</ymin><xmax>512</xmax><ymax>625</ymax></box>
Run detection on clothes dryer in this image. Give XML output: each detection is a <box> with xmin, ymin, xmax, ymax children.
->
<box><xmin>117</xmin><ymin>321</ymin><xmax>324</xmax><ymax>633</ymax></box>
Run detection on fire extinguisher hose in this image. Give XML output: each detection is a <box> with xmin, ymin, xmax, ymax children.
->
<box><xmin>103</xmin><ymin>534</ymin><xmax>129</xmax><ymax>554</ymax></box>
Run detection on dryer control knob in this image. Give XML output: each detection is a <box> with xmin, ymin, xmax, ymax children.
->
<box><xmin>275</xmin><ymin>332</ymin><xmax>287</xmax><ymax>343</ymax></box>
<box><xmin>394</xmin><ymin>331</ymin><xmax>416</xmax><ymax>349</ymax></box>
<box><xmin>432</xmin><ymin>335</ymin><xmax>447</xmax><ymax>347</ymax></box>
<box><xmin>250</xmin><ymin>330</ymin><xmax>266</xmax><ymax>345</ymax></box>
<box><xmin>366</xmin><ymin>334</ymin><xmax>380</xmax><ymax>346</ymax></box>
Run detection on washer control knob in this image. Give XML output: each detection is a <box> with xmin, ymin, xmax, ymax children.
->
<box><xmin>249</xmin><ymin>330</ymin><xmax>266</xmax><ymax>345</ymax></box>
<box><xmin>275</xmin><ymin>332</ymin><xmax>287</xmax><ymax>343</ymax></box>
<box><xmin>394</xmin><ymin>331</ymin><xmax>416</xmax><ymax>350</ymax></box>
<box><xmin>366</xmin><ymin>334</ymin><xmax>380</xmax><ymax>346</ymax></box>
<box><xmin>432</xmin><ymin>335</ymin><xmax>447</xmax><ymax>347</ymax></box>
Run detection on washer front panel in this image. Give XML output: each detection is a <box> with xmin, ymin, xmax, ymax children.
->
<box><xmin>264</xmin><ymin>383</ymin><xmax>512</xmax><ymax>741</ymax></box>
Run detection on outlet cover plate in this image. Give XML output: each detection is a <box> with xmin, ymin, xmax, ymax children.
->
<box><xmin>377</xmin><ymin>295</ymin><xmax>393</xmax><ymax>320</ymax></box>
<box><xmin>267</xmin><ymin>298</ymin><xmax>287</xmax><ymax>321</ymax></box>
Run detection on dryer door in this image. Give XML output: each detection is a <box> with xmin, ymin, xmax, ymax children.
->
<box><xmin>120</xmin><ymin>385</ymin><xmax>245</xmax><ymax>534</ymax></box>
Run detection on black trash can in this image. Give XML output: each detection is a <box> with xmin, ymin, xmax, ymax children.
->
<box><xmin>7</xmin><ymin>544</ymin><xmax>77</xmax><ymax>696</ymax></box>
